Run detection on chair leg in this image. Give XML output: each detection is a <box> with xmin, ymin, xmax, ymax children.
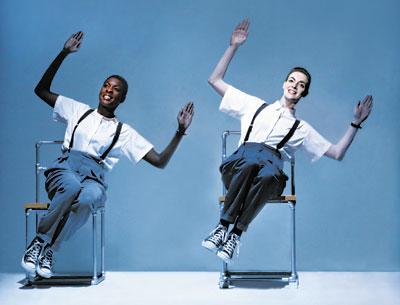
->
<box><xmin>101</xmin><ymin>208</ymin><xmax>105</xmax><ymax>277</ymax></box>
<box><xmin>289</xmin><ymin>203</ymin><xmax>299</xmax><ymax>286</ymax></box>
<box><xmin>92</xmin><ymin>211</ymin><xmax>98</xmax><ymax>284</ymax></box>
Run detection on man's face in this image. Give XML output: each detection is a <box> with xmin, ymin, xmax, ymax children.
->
<box><xmin>99</xmin><ymin>77</ymin><xmax>125</xmax><ymax>109</ymax></box>
<box><xmin>282</xmin><ymin>71</ymin><xmax>309</xmax><ymax>101</ymax></box>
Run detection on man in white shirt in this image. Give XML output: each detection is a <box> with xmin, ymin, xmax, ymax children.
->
<box><xmin>202</xmin><ymin>19</ymin><xmax>372</xmax><ymax>263</ymax></box>
<box><xmin>22</xmin><ymin>31</ymin><xmax>194</xmax><ymax>278</ymax></box>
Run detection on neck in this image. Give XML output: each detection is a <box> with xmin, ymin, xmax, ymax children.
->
<box><xmin>97</xmin><ymin>105</ymin><xmax>116</xmax><ymax>118</ymax></box>
<box><xmin>280</xmin><ymin>95</ymin><xmax>299</xmax><ymax>110</ymax></box>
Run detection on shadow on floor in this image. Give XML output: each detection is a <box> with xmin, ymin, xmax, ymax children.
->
<box><xmin>229</xmin><ymin>279</ymin><xmax>291</xmax><ymax>289</ymax></box>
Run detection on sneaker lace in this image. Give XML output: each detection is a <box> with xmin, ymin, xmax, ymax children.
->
<box><xmin>26</xmin><ymin>240</ymin><xmax>42</xmax><ymax>260</ymax></box>
<box><xmin>224</xmin><ymin>233</ymin><xmax>240</xmax><ymax>257</ymax></box>
<box><xmin>41</xmin><ymin>248</ymin><xmax>54</xmax><ymax>269</ymax></box>
<box><xmin>208</xmin><ymin>225</ymin><xmax>226</xmax><ymax>244</ymax></box>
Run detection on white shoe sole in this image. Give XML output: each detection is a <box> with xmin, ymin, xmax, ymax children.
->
<box><xmin>217</xmin><ymin>250</ymin><xmax>232</xmax><ymax>263</ymax></box>
<box><xmin>36</xmin><ymin>266</ymin><xmax>53</xmax><ymax>279</ymax></box>
<box><xmin>21</xmin><ymin>258</ymin><xmax>36</xmax><ymax>275</ymax></box>
<box><xmin>201</xmin><ymin>240</ymin><xmax>219</xmax><ymax>253</ymax></box>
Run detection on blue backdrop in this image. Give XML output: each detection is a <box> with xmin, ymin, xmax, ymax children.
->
<box><xmin>0</xmin><ymin>0</ymin><xmax>399</xmax><ymax>272</ymax></box>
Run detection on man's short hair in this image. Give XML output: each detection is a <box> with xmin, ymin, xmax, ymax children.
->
<box><xmin>107</xmin><ymin>75</ymin><xmax>128</xmax><ymax>102</ymax></box>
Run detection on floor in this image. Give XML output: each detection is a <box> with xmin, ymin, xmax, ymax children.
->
<box><xmin>0</xmin><ymin>272</ymin><xmax>399</xmax><ymax>305</ymax></box>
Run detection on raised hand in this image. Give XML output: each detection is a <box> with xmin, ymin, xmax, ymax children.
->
<box><xmin>353</xmin><ymin>95</ymin><xmax>373</xmax><ymax>125</ymax></box>
<box><xmin>230</xmin><ymin>19</ymin><xmax>250</xmax><ymax>46</ymax></box>
<box><xmin>177</xmin><ymin>101</ymin><xmax>194</xmax><ymax>133</ymax></box>
<box><xmin>63</xmin><ymin>31</ymin><xmax>84</xmax><ymax>54</ymax></box>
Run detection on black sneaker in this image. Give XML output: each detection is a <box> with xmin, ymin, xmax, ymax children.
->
<box><xmin>201</xmin><ymin>224</ymin><xmax>227</xmax><ymax>252</ymax></box>
<box><xmin>217</xmin><ymin>232</ymin><xmax>240</xmax><ymax>263</ymax></box>
<box><xmin>36</xmin><ymin>244</ymin><xmax>54</xmax><ymax>278</ymax></box>
<box><xmin>21</xmin><ymin>236</ymin><xmax>44</xmax><ymax>275</ymax></box>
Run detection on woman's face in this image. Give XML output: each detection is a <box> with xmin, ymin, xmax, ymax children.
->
<box><xmin>98</xmin><ymin>77</ymin><xmax>125</xmax><ymax>109</ymax></box>
<box><xmin>282</xmin><ymin>71</ymin><xmax>309</xmax><ymax>101</ymax></box>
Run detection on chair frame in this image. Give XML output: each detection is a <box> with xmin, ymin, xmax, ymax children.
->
<box><xmin>218</xmin><ymin>131</ymin><xmax>298</xmax><ymax>288</ymax></box>
<box><xmin>23</xmin><ymin>140</ymin><xmax>105</xmax><ymax>286</ymax></box>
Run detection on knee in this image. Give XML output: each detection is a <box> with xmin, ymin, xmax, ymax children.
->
<box><xmin>259</xmin><ymin>174</ymin><xmax>285</xmax><ymax>196</ymax></box>
<box><xmin>240</xmin><ymin>162</ymin><xmax>260</xmax><ymax>175</ymax></box>
<box><xmin>58</xmin><ymin>179</ymin><xmax>81</xmax><ymax>199</ymax></box>
<box><xmin>77</xmin><ymin>184</ymin><xmax>106</xmax><ymax>209</ymax></box>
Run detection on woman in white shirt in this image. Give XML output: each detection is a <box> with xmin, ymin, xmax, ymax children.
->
<box><xmin>202</xmin><ymin>19</ymin><xmax>372</xmax><ymax>263</ymax></box>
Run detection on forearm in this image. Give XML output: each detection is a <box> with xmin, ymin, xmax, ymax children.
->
<box><xmin>144</xmin><ymin>130</ymin><xmax>186</xmax><ymax>169</ymax></box>
<box><xmin>325</xmin><ymin>125</ymin><xmax>359</xmax><ymax>161</ymax></box>
<box><xmin>208</xmin><ymin>44</ymin><xmax>239</xmax><ymax>96</ymax></box>
<box><xmin>34</xmin><ymin>50</ymin><xmax>69</xmax><ymax>107</ymax></box>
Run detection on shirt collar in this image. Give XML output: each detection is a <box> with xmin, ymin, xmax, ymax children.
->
<box><xmin>94</xmin><ymin>109</ymin><xmax>119</xmax><ymax>123</ymax></box>
<box><xmin>272</xmin><ymin>100</ymin><xmax>296</xmax><ymax>117</ymax></box>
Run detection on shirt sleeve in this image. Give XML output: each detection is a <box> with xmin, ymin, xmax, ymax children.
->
<box><xmin>219</xmin><ymin>85</ymin><xmax>265</xmax><ymax>119</ymax></box>
<box><xmin>53</xmin><ymin>95</ymin><xmax>90</xmax><ymax>124</ymax></box>
<box><xmin>121</xmin><ymin>126</ymin><xmax>154</xmax><ymax>164</ymax></box>
<box><xmin>301</xmin><ymin>121</ymin><xmax>332</xmax><ymax>162</ymax></box>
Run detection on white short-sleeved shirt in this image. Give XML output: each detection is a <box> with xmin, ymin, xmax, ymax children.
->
<box><xmin>220</xmin><ymin>85</ymin><xmax>332</xmax><ymax>162</ymax></box>
<box><xmin>53</xmin><ymin>95</ymin><xmax>153</xmax><ymax>171</ymax></box>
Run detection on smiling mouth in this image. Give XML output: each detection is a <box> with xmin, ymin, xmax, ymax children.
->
<box><xmin>288</xmin><ymin>89</ymin><xmax>297</xmax><ymax>95</ymax></box>
<box><xmin>103</xmin><ymin>95</ymin><xmax>113</xmax><ymax>101</ymax></box>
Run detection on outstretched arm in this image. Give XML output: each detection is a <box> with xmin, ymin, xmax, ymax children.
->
<box><xmin>208</xmin><ymin>19</ymin><xmax>250</xmax><ymax>97</ymax></box>
<box><xmin>143</xmin><ymin>102</ymin><xmax>194</xmax><ymax>169</ymax></box>
<box><xmin>34</xmin><ymin>31</ymin><xmax>84</xmax><ymax>108</ymax></box>
<box><xmin>324</xmin><ymin>95</ymin><xmax>373</xmax><ymax>160</ymax></box>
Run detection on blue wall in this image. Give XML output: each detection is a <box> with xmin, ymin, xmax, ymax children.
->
<box><xmin>0</xmin><ymin>0</ymin><xmax>399</xmax><ymax>272</ymax></box>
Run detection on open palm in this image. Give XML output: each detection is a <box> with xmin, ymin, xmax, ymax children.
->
<box><xmin>63</xmin><ymin>31</ymin><xmax>84</xmax><ymax>53</ymax></box>
<box><xmin>230</xmin><ymin>19</ymin><xmax>250</xmax><ymax>46</ymax></box>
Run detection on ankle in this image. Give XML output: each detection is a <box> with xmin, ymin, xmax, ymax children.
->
<box><xmin>230</xmin><ymin>226</ymin><xmax>243</xmax><ymax>237</ymax></box>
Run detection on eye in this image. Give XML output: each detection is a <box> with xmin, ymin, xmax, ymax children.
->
<box><xmin>288</xmin><ymin>79</ymin><xmax>294</xmax><ymax>83</ymax></box>
<box><xmin>299</xmin><ymin>83</ymin><xmax>305</xmax><ymax>89</ymax></box>
<box><xmin>114</xmin><ymin>87</ymin><xmax>121</xmax><ymax>92</ymax></box>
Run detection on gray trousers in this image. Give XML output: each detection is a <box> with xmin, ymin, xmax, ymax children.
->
<box><xmin>220</xmin><ymin>142</ymin><xmax>287</xmax><ymax>232</ymax></box>
<box><xmin>37</xmin><ymin>150</ymin><xmax>107</xmax><ymax>250</ymax></box>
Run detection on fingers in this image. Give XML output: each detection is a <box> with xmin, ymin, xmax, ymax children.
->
<box><xmin>69</xmin><ymin>31</ymin><xmax>84</xmax><ymax>48</ymax></box>
<box><xmin>183</xmin><ymin>101</ymin><xmax>194</xmax><ymax>115</ymax></box>
<box><xmin>236</xmin><ymin>18</ymin><xmax>250</xmax><ymax>31</ymax></box>
<box><xmin>73</xmin><ymin>31</ymin><xmax>83</xmax><ymax>39</ymax></box>
<box><xmin>234</xmin><ymin>19</ymin><xmax>250</xmax><ymax>37</ymax></box>
<box><xmin>358</xmin><ymin>95</ymin><xmax>373</xmax><ymax>123</ymax></box>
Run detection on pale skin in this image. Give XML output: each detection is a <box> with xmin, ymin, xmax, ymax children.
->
<box><xmin>208</xmin><ymin>19</ymin><xmax>373</xmax><ymax>161</ymax></box>
<box><xmin>35</xmin><ymin>31</ymin><xmax>194</xmax><ymax>169</ymax></box>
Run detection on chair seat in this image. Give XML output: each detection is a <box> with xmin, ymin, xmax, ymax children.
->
<box><xmin>24</xmin><ymin>203</ymin><xmax>50</xmax><ymax>210</ymax></box>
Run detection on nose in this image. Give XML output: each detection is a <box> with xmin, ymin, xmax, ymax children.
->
<box><xmin>105</xmin><ymin>85</ymin><xmax>112</xmax><ymax>93</ymax></box>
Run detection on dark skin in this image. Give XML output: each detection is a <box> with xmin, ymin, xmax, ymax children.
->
<box><xmin>35</xmin><ymin>31</ymin><xmax>194</xmax><ymax>169</ymax></box>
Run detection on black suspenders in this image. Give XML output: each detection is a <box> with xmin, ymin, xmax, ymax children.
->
<box><xmin>68</xmin><ymin>109</ymin><xmax>95</xmax><ymax>152</ymax></box>
<box><xmin>68</xmin><ymin>109</ymin><xmax>123</xmax><ymax>163</ymax></box>
<box><xmin>244</xmin><ymin>103</ymin><xmax>300</xmax><ymax>150</ymax></box>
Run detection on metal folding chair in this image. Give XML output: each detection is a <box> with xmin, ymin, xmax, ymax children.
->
<box><xmin>23</xmin><ymin>140</ymin><xmax>105</xmax><ymax>285</ymax></box>
<box><xmin>218</xmin><ymin>131</ymin><xmax>298</xmax><ymax>288</ymax></box>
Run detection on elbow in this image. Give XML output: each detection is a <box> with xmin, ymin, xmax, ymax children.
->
<box><xmin>336</xmin><ymin>155</ymin><xmax>344</xmax><ymax>161</ymax></box>
<box><xmin>326</xmin><ymin>145</ymin><xmax>345</xmax><ymax>161</ymax></box>
<box><xmin>207</xmin><ymin>77</ymin><xmax>216</xmax><ymax>87</ymax></box>
<box><xmin>156</xmin><ymin>163</ymin><xmax>167</xmax><ymax>169</ymax></box>
<box><xmin>155</xmin><ymin>157</ymin><xmax>168</xmax><ymax>169</ymax></box>
<box><xmin>334</xmin><ymin>151</ymin><xmax>345</xmax><ymax>161</ymax></box>
<box><xmin>34</xmin><ymin>84</ymin><xmax>46</xmax><ymax>99</ymax></box>
<box><xmin>34</xmin><ymin>85</ymin><xmax>41</xmax><ymax>97</ymax></box>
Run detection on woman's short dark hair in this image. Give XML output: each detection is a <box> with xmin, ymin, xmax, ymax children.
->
<box><xmin>107</xmin><ymin>75</ymin><xmax>129</xmax><ymax>102</ymax></box>
<box><xmin>285</xmin><ymin>67</ymin><xmax>311</xmax><ymax>97</ymax></box>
